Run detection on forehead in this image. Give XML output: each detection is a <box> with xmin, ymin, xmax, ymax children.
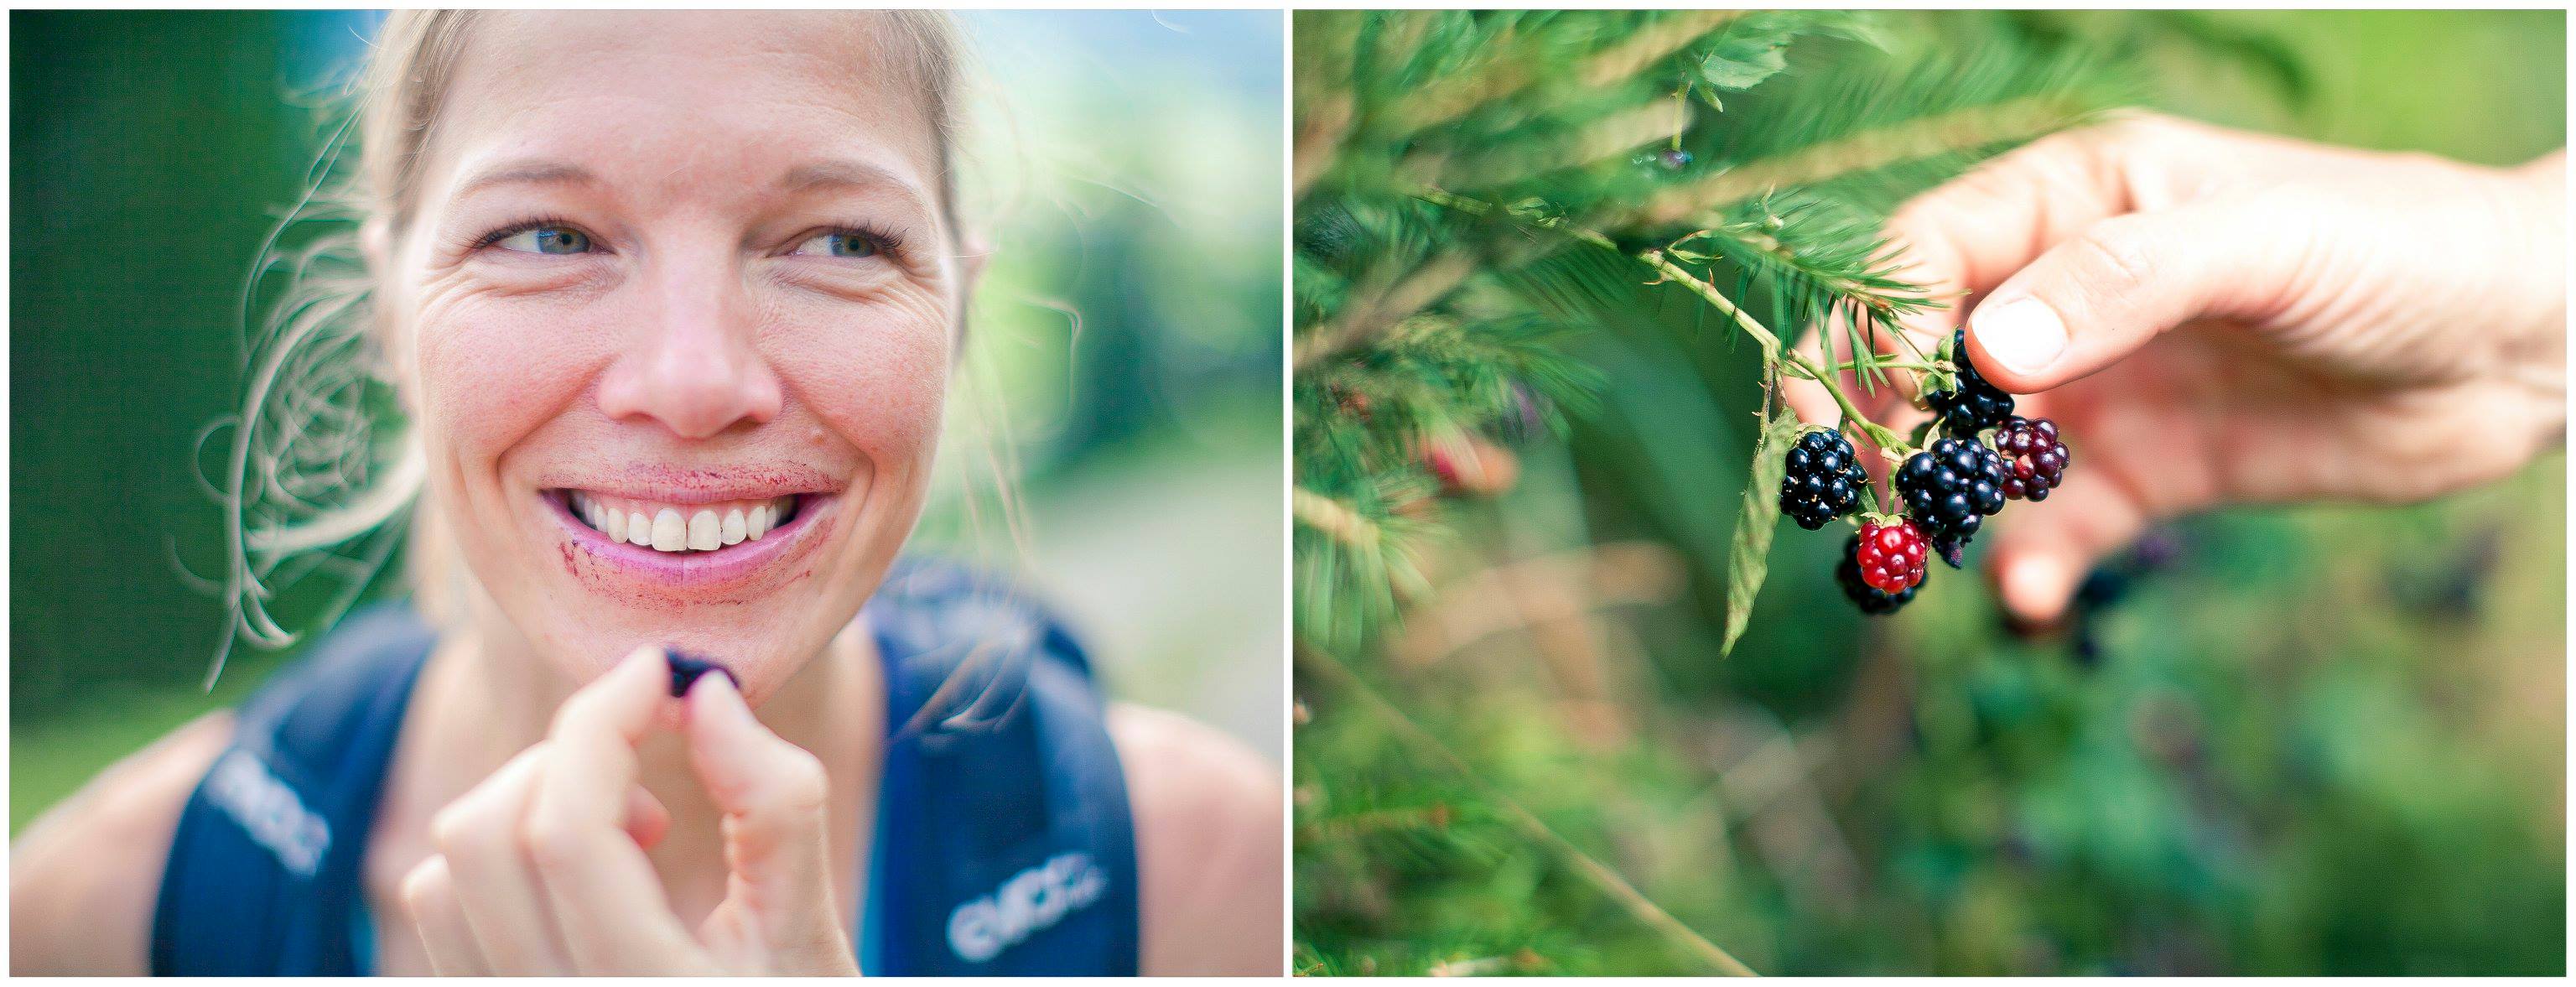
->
<box><xmin>424</xmin><ymin>11</ymin><xmax>943</xmax><ymax>213</ymax></box>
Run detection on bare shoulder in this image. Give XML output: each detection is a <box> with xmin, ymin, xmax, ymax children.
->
<box><xmin>1106</xmin><ymin>704</ymin><xmax>1284</xmax><ymax>976</ymax></box>
<box><xmin>9</xmin><ymin>711</ymin><xmax>234</xmax><ymax>975</ymax></box>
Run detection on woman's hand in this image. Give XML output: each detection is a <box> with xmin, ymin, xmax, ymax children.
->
<box><xmin>1787</xmin><ymin>112</ymin><xmax>2567</xmax><ymax>626</ymax></box>
<box><xmin>399</xmin><ymin>646</ymin><xmax>856</xmax><ymax>975</ymax></box>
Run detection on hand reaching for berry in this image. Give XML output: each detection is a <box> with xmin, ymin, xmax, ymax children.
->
<box><xmin>1787</xmin><ymin>112</ymin><xmax>2566</xmax><ymax>626</ymax></box>
<box><xmin>397</xmin><ymin>646</ymin><xmax>857</xmax><ymax>975</ymax></box>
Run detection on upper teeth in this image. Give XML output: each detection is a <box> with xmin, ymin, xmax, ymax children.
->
<box><xmin>566</xmin><ymin>491</ymin><xmax>793</xmax><ymax>553</ymax></box>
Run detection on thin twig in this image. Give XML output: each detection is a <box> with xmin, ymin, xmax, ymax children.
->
<box><xmin>1635</xmin><ymin>252</ymin><xmax>1905</xmax><ymax>452</ymax></box>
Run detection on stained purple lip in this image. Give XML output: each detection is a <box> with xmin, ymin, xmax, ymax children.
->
<box><xmin>543</xmin><ymin>489</ymin><xmax>833</xmax><ymax>592</ymax></box>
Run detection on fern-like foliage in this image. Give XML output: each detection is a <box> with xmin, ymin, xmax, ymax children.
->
<box><xmin>1294</xmin><ymin>9</ymin><xmax>2131</xmax><ymax>657</ymax></box>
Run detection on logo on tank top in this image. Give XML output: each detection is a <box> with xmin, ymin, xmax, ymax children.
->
<box><xmin>205</xmin><ymin>749</ymin><xmax>332</xmax><ymax>877</ymax></box>
<box><xmin>944</xmin><ymin>851</ymin><xmax>1108</xmax><ymax>963</ymax></box>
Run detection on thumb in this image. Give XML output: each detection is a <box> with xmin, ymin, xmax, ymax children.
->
<box><xmin>682</xmin><ymin>673</ymin><xmax>839</xmax><ymax>931</ymax></box>
<box><xmin>1964</xmin><ymin>201</ymin><xmax>2292</xmax><ymax>393</ymax></box>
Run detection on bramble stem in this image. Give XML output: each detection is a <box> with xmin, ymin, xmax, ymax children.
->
<box><xmin>1636</xmin><ymin>250</ymin><xmax>1906</xmax><ymax>452</ymax></box>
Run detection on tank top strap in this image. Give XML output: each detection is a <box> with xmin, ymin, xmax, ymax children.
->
<box><xmin>859</xmin><ymin>557</ymin><xmax>1140</xmax><ymax>975</ymax></box>
<box><xmin>150</xmin><ymin>601</ymin><xmax>436</xmax><ymax>976</ymax></box>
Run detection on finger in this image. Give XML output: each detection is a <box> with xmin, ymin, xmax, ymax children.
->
<box><xmin>400</xmin><ymin>855</ymin><xmax>492</xmax><ymax>977</ymax></box>
<box><xmin>525</xmin><ymin>645</ymin><xmax>700</xmax><ymax>973</ymax></box>
<box><xmin>684</xmin><ymin>671</ymin><xmax>843</xmax><ymax>949</ymax></box>
<box><xmin>1879</xmin><ymin>115</ymin><xmax>2191</xmax><ymax>332</ymax></box>
<box><xmin>1963</xmin><ymin>200</ymin><xmax>2296</xmax><ymax>394</ymax></box>
<box><xmin>1981</xmin><ymin>466</ymin><xmax>2150</xmax><ymax>628</ymax></box>
<box><xmin>433</xmin><ymin>743</ymin><xmax>573</xmax><ymax>974</ymax></box>
<box><xmin>625</xmin><ymin>783</ymin><xmax>672</xmax><ymax>853</ymax></box>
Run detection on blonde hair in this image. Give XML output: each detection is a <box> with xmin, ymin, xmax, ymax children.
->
<box><xmin>208</xmin><ymin>10</ymin><xmax>974</xmax><ymax>685</ymax></box>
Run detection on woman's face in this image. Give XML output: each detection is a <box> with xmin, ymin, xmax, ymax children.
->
<box><xmin>385</xmin><ymin>11</ymin><xmax>960</xmax><ymax>702</ymax></box>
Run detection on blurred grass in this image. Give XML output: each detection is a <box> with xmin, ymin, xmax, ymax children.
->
<box><xmin>12</xmin><ymin>10</ymin><xmax>1282</xmax><ymax>831</ymax></box>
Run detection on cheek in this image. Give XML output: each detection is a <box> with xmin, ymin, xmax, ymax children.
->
<box><xmin>777</xmin><ymin>294</ymin><xmax>953</xmax><ymax>470</ymax></box>
<box><xmin>410</xmin><ymin>293</ymin><xmax>598</xmax><ymax>464</ymax></box>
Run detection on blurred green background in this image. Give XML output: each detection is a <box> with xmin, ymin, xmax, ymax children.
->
<box><xmin>1293</xmin><ymin>9</ymin><xmax>2564</xmax><ymax>976</ymax></box>
<box><xmin>10</xmin><ymin>10</ymin><xmax>1283</xmax><ymax>829</ymax></box>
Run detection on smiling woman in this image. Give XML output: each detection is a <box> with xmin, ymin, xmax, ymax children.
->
<box><xmin>8</xmin><ymin>9</ymin><xmax>1284</xmax><ymax>977</ymax></box>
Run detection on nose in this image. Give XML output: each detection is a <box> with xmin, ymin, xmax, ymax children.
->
<box><xmin>595</xmin><ymin>251</ymin><xmax>784</xmax><ymax>439</ymax></box>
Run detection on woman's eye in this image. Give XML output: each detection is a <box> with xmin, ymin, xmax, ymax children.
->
<box><xmin>493</xmin><ymin>226</ymin><xmax>592</xmax><ymax>255</ymax></box>
<box><xmin>792</xmin><ymin>231</ymin><xmax>881</xmax><ymax>259</ymax></box>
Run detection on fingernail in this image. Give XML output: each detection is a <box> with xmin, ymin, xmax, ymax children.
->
<box><xmin>1970</xmin><ymin>297</ymin><xmax>2067</xmax><ymax>375</ymax></box>
<box><xmin>2004</xmin><ymin>557</ymin><xmax>2070</xmax><ymax>626</ymax></box>
<box><xmin>665</xmin><ymin>647</ymin><xmax>740</xmax><ymax>699</ymax></box>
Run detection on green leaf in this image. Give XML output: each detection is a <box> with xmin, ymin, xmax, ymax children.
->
<box><xmin>1700</xmin><ymin>12</ymin><xmax>1888</xmax><ymax>91</ymax></box>
<box><xmin>1721</xmin><ymin>403</ymin><xmax>1801</xmax><ymax>657</ymax></box>
<box><xmin>1700</xmin><ymin>39</ymin><xmax>1789</xmax><ymax>91</ymax></box>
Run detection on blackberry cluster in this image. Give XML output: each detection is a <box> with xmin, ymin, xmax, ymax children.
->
<box><xmin>1815</xmin><ymin>336</ymin><xmax>2081</xmax><ymax>616</ymax></box>
<box><xmin>1779</xmin><ymin>429</ymin><xmax>1867</xmax><ymax>530</ymax></box>
<box><xmin>1993</xmin><ymin>416</ymin><xmax>2070</xmax><ymax>501</ymax></box>
<box><xmin>1896</xmin><ymin>437</ymin><xmax>2008</xmax><ymax>563</ymax></box>
<box><xmin>1924</xmin><ymin>329</ymin><xmax>2014</xmax><ymax>438</ymax></box>
<box><xmin>1836</xmin><ymin>532</ymin><xmax>1919</xmax><ymax>614</ymax></box>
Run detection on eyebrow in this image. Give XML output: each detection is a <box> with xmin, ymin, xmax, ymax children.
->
<box><xmin>452</xmin><ymin>159</ymin><xmax>601</xmax><ymax>200</ymax></box>
<box><xmin>781</xmin><ymin>160</ymin><xmax>936</xmax><ymax>216</ymax></box>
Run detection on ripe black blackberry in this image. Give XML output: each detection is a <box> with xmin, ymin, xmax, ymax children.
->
<box><xmin>665</xmin><ymin>648</ymin><xmax>738</xmax><ymax>697</ymax></box>
<box><xmin>1924</xmin><ymin>328</ymin><xmax>2014</xmax><ymax>438</ymax></box>
<box><xmin>1779</xmin><ymin>429</ymin><xmax>1867</xmax><ymax>530</ymax></box>
<box><xmin>1836</xmin><ymin>532</ymin><xmax>1918</xmax><ymax>614</ymax></box>
<box><xmin>1896</xmin><ymin>437</ymin><xmax>2008</xmax><ymax>556</ymax></box>
<box><xmin>1992</xmin><ymin>415</ymin><xmax>2070</xmax><ymax>501</ymax></box>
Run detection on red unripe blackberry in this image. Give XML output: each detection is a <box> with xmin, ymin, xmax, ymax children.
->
<box><xmin>1837</xmin><ymin>532</ymin><xmax>1920</xmax><ymax>615</ymax></box>
<box><xmin>1854</xmin><ymin>519</ymin><xmax>1929</xmax><ymax>594</ymax></box>
<box><xmin>1993</xmin><ymin>416</ymin><xmax>2070</xmax><ymax>501</ymax></box>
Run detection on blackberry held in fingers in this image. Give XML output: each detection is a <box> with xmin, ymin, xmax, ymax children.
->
<box><xmin>1779</xmin><ymin>429</ymin><xmax>1868</xmax><ymax>530</ymax></box>
<box><xmin>1897</xmin><ymin>437</ymin><xmax>2008</xmax><ymax>548</ymax></box>
<box><xmin>665</xmin><ymin>648</ymin><xmax>740</xmax><ymax>698</ymax></box>
<box><xmin>1924</xmin><ymin>328</ymin><xmax>2014</xmax><ymax>439</ymax></box>
<box><xmin>1993</xmin><ymin>416</ymin><xmax>2070</xmax><ymax>501</ymax></box>
<box><xmin>1838</xmin><ymin>532</ymin><xmax>1919</xmax><ymax>615</ymax></box>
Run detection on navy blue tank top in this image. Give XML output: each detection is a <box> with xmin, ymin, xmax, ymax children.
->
<box><xmin>149</xmin><ymin>557</ymin><xmax>1140</xmax><ymax>975</ymax></box>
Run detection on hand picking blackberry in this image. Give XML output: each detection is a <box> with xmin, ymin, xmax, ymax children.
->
<box><xmin>1837</xmin><ymin>531</ymin><xmax>1920</xmax><ymax>615</ymax></box>
<box><xmin>1779</xmin><ymin>429</ymin><xmax>1868</xmax><ymax>530</ymax></box>
<box><xmin>1992</xmin><ymin>415</ymin><xmax>2070</xmax><ymax>501</ymax></box>
<box><xmin>1924</xmin><ymin>328</ymin><xmax>2014</xmax><ymax>439</ymax></box>
<box><xmin>1896</xmin><ymin>437</ymin><xmax>2008</xmax><ymax>560</ymax></box>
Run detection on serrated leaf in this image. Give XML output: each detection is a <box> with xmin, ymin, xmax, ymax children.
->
<box><xmin>1721</xmin><ymin>403</ymin><xmax>1802</xmax><ymax>657</ymax></box>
